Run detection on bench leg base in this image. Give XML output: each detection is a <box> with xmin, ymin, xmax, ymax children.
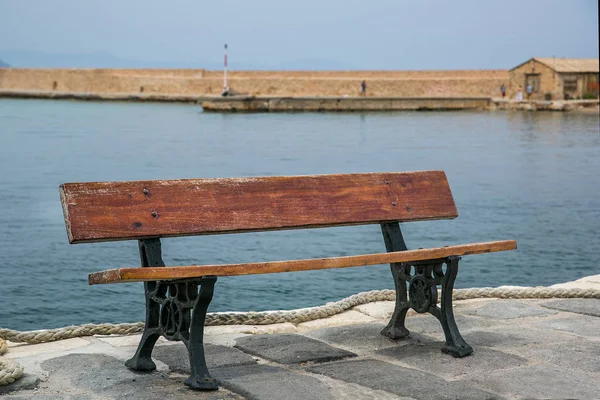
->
<box><xmin>184</xmin><ymin>377</ymin><xmax>219</xmax><ymax>391</ymax></box>
<box><xmin>381</xmin><ymin>305</ymin><xmax>410</xmax><ymax>340</ymax></box>
<box><xmin>381</xmin><ymin>324</ymin><xmax>410</xmax><ymax>340</ymax></box>
<box><xmin>125</xmin><ymin>356</ymin><xmax>156</xmax><ymax>372</ymax></box>
<box><xmin>441</xmin><ymin>343</ymin><xmax>473</xmax><ymax>358</ymax></box>
<box><xmin>124</xmin><ymin>331</ymin><xmax>159</xmax><ymax>371</ymax></box>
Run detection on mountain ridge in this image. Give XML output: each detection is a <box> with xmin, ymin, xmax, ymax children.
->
<box><xmin>0</xmin><ymin>50</ymin><xmax>356</xmax><ymax>70</ymax></box>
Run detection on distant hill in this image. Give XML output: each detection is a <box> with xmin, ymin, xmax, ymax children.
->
<box><xmin>0</xmin><ymin>50</ymin><xmax>354</xmax><ymax>70</ymax></box>
<box><xmin>0</xmin><ymin>59</ymin><xmax>9</xmax><ymax>67</ymax></box>
<box><xmin>0</xmin><ymin>50</ymin><xmax>210</xmax><ymax>69</ymax></box>
<box><xmin>275</xmin><ymin>58</ymin><xmax>356</xmax><ymax>70</ymax></box>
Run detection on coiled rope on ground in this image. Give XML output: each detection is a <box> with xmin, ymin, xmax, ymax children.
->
<box><xmin>1</xmin><ymin>286</ymin><xmax>599</xmax><ymax>386</ymax></box>
<box><xmin>0</xmin><ymin>337</ymin><xmax>24</xmax><ymax>387</ymax></box>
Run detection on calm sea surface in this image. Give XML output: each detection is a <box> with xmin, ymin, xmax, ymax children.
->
<box><xmin>1</xmin><ymin>99</ymin><xmax>599</xmax><ymax>331</ymax></box>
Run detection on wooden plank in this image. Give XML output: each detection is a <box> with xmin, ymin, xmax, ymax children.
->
<box><xmin>60</xmin><ymin>171</ymin><xmax>458</xmax><ymax>244</ymax></box>
<box><xmin>89</xmin><ymin>240</ymin><xmax>516</xmax><ymax>284</ymax></box>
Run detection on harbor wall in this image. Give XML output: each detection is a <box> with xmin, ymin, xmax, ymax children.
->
<box><xmin>0</xmin><ymin>68</ymin><xmax>508</xmax><ymax>98</ymax></box>
<box><xmin>201</xmin><ymin>97</ymin><xmax>493</xmax><ymax>112</ymax></box>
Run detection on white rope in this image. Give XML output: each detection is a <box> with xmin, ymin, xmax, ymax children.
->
<box><xmin>1</xmin><ymin>286</ymin><xmax>599</xmax><ymax>386</ymax></box>
<box><xmin>0</xmin><ymin>338</ymin><xmax>24</xmax><ymax>386</ymax></box>
<box><xmin>452</xmin><ymin>286</ymin><xmax>600</xmax><ymax>300</ymax></box>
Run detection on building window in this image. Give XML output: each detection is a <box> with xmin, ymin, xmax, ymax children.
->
<box><xmin>526</xmin><ymin>74</ymin><xmax>540</xmax><ymax>92</ymax></box>
<box><xmin>562</xmin><ymin>76</ymin><xmax>578</xmax><ymax>92</ymax></box>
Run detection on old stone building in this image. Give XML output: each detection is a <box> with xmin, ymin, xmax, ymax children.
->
<box><xmin>509</xmin><ymin>58</ymin><xmax>599</xmax><ymax>100</ymax></box>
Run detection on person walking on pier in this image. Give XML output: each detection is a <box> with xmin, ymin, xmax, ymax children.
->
<box><xmin>361</xmin><ymin>80</ymin><xmax>367</xmax><ymax>96</ymax></box>
<box><xmin>526</xmin><ymin>84</ymin><xmax>533</xmax><ymax>99</ymax></box>
<box><xmin>500</xmin><ymin>84</ymin><xmax>506</xmax><ymax>98</ymax></box>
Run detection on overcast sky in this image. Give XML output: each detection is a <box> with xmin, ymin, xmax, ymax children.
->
<box><xmin>1</xmin><ymin>0</ymin><xmax>598</xmax><ymax>69</ymax></box>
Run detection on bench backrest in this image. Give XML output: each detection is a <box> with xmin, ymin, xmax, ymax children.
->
<box><xmin>59</xmin><ymin>171</ymin><xmax>457</xmax><ymax>244</ymax></box>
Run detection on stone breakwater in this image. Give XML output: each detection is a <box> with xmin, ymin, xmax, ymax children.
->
<box><xmin>2</xmin><ymin>68</ymin><xmax>597</xmax><ymax>112</ymax></box>
<box><xmin>201</xmin><ymin>96</ymin><xmax>493</xmax><ymax>112</ymax></box>
<box><xmin>492</xmin><ymin>98</ymin><xmax>600</xmax><ymax>112</ymax></box>
<box><xmin>0</xmin><ymin>68</ymin><xmax>507</xmax><ymax>97</ymax></box>
<box><xmin>200</xmin><ymin>96</ymin><xmax>598</xmax><ymax>112</ymax></box>
<box><xmin>2</xmin><ymin>89</ymin><xmax>597</xmax><ymax>112</ymax></box>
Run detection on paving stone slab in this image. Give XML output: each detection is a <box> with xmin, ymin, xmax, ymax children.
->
<box><xmin>403</xmin><ymin>314</ymin><xmax>502</xmax><ymax>340</ymax></box>
<box><xmin>40</xmin><ymin>353</ymin><xmax>243</xmax><ymax>400</ymax></box>
<box><xmin>297</xmin><ymin>310</ymin><xmax>376</xmax><ymax>330</ymax></box>
<box><xmin>551</xmin><ymin>274</ymin><xmax>600</xmax><ymax>289</ymax></box>
<box><xmin>234</xmin><ymin>334</ymin><xmax>356</xmax><ymax>365</ymax></box>
<box><xmin>352</xmin><ymin>301</ymin><xmax>397</xmax><ymax>319</ymax></box>
<box><xmin>205</xmin><ymin>332</ymin><xmax>252</xmax><ymax>347</ymax></box>
<box><xmin>462</xmin><ymin>325</ymin><xmax>574</xmax><ymax>349</ymax></box>
<box><xmin>306</xmin><ymin>323</ymin><xmax>436</xmax><ymax>354</ymax></box>
<box><xmin>312</xmin><ymin>374</ymin><xmax>417</xmax><ymax>400</ymax></box>
<box><xmin>205</xmin><ymin>323</ymin><xmax>298</xmax><ymax>337</ymax></box>
<box><xmin>375</xmin><ymin>342</ymin><xmax>527</xmax><ymax>379</ymax></box>
<box><xmin>307</xmin><ymin>359</ymin><xmax>503</xmax><ymax>400</ymax></box>
<box><xmin>512</xmin><ymin>340</ymin><xmax>600</xmax><ymax>374</ymax></box>
<box><xmin>465</xmin><ymin>362</ymin><xmax>599</xmax><ymax>399</ymax></box>
<box><xmin>3</xmin><ymin>338</ymin><xmax>90</xmax><ymax>358</ymax></box>
<box><xmin>5</xmin><ymin>395</ymin><xmax>92</xmax><ymax>400</ymax></box>
<box><xmin>0</xmin><ymin>374</ymin><xmax>40</xmax><ymax>395</ymax></box>
<box><xmin>539</xmin><ymin>298</ymin><xmax>600</xmax><ymax>317</ymax></box>
<box><xmin>213</xmin><ymin>364</ymin><xmax>335</xmax><ymax>400</ymax></box>
<box><xmin>96</xmin><ymin>334</ymin><xmax>169</xmax><ymax>347</ymax></box>
<box><xmin>461</xmin><ymin>300</ymin><xmax>557</xmax><ymax>319</ymax></box>
<box><xmin>532</xmin><ymin>314</ymin><xmax>600</xmax><ymax>338</ymax></box>
<box><xmin>452</xmin><ymin>298</ymin><xmax>501</xmax><ymax>309</ymax></box>
<box><xmin>153</xmin><ymin>343</ymin><xmax>257</xmax><ymax>374</ymax></box>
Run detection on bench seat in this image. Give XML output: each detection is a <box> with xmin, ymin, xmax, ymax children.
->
<box><xmin>89</xmin><ymin>240</ymin><xmax>516</xmax><ymax>284</ymax></box>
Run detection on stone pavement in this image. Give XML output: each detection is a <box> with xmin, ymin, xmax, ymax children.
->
<box><xmin>2</xmin><ymin>275</ymin><xmax>599</xmax><ymax>400</ymax></box>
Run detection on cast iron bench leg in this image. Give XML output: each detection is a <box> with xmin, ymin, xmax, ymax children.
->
<box><xmin>380</xmin><ymin>223</ymin><xmax>411</xmax><ymax>339</ymax></box>
<box><xmin>126</xmin><ymin>239</ymin><xmax>165</xmax><ymax>372</ymax></box>
<box><xmin>125</xmin><ymin>280</ymin><xmax>161</xmax><ymax>371</ymax></box>
<box><xmin>433</xmin><ymin>256</ymin><xmax>473</xmax><ymax>357</ymax></box>
<box><xmin>184</xmin><ymin>277</ymin><xmax>218</xmax><ymax>390</ymax></box>
<box><xmin>381</xmin><ymin>262</ymin><xmax>411</xmax><ymax>339</ymax></box>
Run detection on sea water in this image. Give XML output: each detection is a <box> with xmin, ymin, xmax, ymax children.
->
<box><xmin>0</xmin><ymin>99</ymin><xmax>598</xmax><ymax>330</ymax></box>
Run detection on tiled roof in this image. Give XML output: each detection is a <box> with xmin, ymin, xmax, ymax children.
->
<box><xmin>534</xmin><ymin>58</ymin><xmax>599</xmax><ymax>73</ymax></box>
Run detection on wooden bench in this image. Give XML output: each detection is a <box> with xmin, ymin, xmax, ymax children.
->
<box><xmin>59</xmin><ymin>171</ymin><xmax>516</xmax><ymax>391</ymax></box>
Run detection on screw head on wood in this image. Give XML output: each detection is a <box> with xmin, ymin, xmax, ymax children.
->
<box><xmin>151</xmin><ymin>210</ymin><xmax>158</xmax><ymax>218</ymax></box>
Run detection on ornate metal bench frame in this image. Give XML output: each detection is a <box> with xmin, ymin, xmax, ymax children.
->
<box><xmin>126</xmin><ymin>222</ymin><xmax>472</xmax><ymax>391</ymax></box>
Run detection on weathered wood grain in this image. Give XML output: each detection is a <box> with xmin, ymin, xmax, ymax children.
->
<box><xmin>88</xmin><ymin>240</ymin><xmax>517</xmax><ymax>284</ymax></box>
<box><xmin>60</xmin><ymin>171</ymin><xmax>458</xmax><ymax>243</ymax></box>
